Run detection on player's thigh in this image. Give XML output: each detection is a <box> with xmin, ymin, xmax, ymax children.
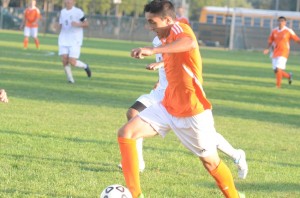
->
<box><xmin>24</xmin><ymin>27</ymin><xmax>30</xmax><ymax>37</ymax></box>
<box><xmin>171</xmin><ymin>110</ymin><xmax>218</xmax><ymax>157</ymax></box>
<box><xmin>138</xmin><ymin>103</ymin><xmax>171</xmax><ymax>137</ymax></box>
<box><xmin>69</xmin><ymin>46</ymin><xmax>81</xmax><ymax>59</ymax></box>
<box><xmin>118</xmin><ymin>115</ymin><xmax>158</xmax><ymax>139</ymax></box>
<box><xmin>272</xmin><ymin>57</ymin><xmax>287</xmax><ymax>70</ymax></box>
<box><xmin>31</xmin><ymin>27</ymin><xmax>38</xmax><ymax>38</ymax></box>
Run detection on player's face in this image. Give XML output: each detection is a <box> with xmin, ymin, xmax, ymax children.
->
<box><xmin>145</xmin><ymin>12</ymin><xmax>174</xmax><ymax>39</ymax></box>
<box><xmin>64</xmin><ymin>0</ymin><xmax>75</xmax><ymax>9</ymax></box>
<box><xmin>278</xmin><ymin>19</ymin><xmax>286</xmax><ymax>29</ymax></box>
<box><xmin>31</xmin><ymin>0</ymin><xmax>36</xmax><ymax>7</ymax></box>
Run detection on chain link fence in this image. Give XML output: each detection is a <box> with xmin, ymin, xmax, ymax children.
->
<box><xmin>2</xmin><ymin>6</ymin><xmax>300</xmax><ymax>52</ymax></box>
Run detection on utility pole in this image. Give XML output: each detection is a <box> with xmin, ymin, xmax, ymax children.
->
<box><xmin>275</xmin><ymin>0</ymin><xmax>279</xmax><ymax>10</ymax></box>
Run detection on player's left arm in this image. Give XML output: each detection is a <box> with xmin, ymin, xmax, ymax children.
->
<box><xmin>71</xmin><ymin>16</ymin><xmax>89</xmax><ymax>28</ymax></box>
<box><xmin>131</xmin><ymin>36</ymin><xmax>196</xmax><ymax>59</ymax></box>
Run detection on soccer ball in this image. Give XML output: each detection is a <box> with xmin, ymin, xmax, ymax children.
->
<box><xmin>100</xmin><ymin>184</ymin><xmax>132</xmax><ymax>198</ymax></box>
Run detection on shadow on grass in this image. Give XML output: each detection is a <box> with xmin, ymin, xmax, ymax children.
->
<box><xmin>0</xmin><ymin>189</ymin><xmax>86</xmax><ymax>198</ymax></box>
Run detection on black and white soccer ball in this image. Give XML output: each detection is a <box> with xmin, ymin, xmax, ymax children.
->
<box><xmin>100</xmin><ymin>184</ymin><xmax>132</xmax><ymax>198</ymax></box>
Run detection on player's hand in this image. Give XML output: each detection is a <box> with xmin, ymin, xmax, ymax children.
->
<box><xmin>146</xmin><ymin>62</ymin><xmax>163</xmax><ymax>70</ymax></box>
<box><xmin>263</xmin><ymin>49</ymin><xmax>269</xmax><ymax>55</ymax></box>
<box><xmin>0</xmin><ymin>89</ymin><xmax>8</xmax><ymax>103</ymax></box>
<box><xmin>19</xmin><ymin>24</ymin><xmax>24</xmax><ymax>30</ymax></box>
<box><xmin>131</xmin><ymin>47</ymin><xmax>154</xmax><ymax>59</ymax></box>
<box><xmin>71</xmin><ymin>21</ymin><xmax>81</xmax><ymax>27</ymax></box>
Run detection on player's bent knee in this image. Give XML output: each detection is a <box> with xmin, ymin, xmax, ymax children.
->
<box><xmin>126</xmin><ymin>108</ymin><xmax>138</xmax><ymax>121</ymax></box>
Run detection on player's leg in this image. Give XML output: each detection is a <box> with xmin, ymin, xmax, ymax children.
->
<box><xmin>118</xmin><ymin>117</ymin><xmax>157</xmax><ymax>198</ymax></box>
<box><xmin>216</xmin><ymin>133</ymin><xmax>248</xmax><ymax>179</ymax></box>
<box><xmin>68</xmin><ymin>46</ymin><xmax>91</xmax><ymax>77</ymax></box>
<box><xmin>125</xmin><ymin>101</ymin><xmax>147</xmax><ymax>172</ymax></box>
<box><xmin>23</xmin><ymin>27</ymin><xmax>30</xmax><ymax>49</ymax></box>
<box><xmin>118</xmin><ymin>103</ymin><xmax>169</xmax><ymax>198</ymax></box>
<box><xmin>32</xmin><ymin>27</ymin><xmax>39</xmax><ymax>49</ymax></box>
<box><xmin>171</xmin><ymin>110</ymin><xmax>241</xmax><ymax>197</ymax></box>
<box><xmin>59</xmin><ymin>46</ymin><xmax>74</xmax><ymax>83</ymax></box>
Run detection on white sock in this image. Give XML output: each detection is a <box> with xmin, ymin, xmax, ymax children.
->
<box><xmin>136</xmin><ymin>138</ymin><xmax>145</xmax><ymax>164</ymax></box>
<box><xmin>75</xmin><ymin>60</ymin><xmax>87</xmax><ymax>69</ymax></box>
<box><xmin>215</xmin><ymin>132</ymin><xmax>238</xmax><ymax>161</ymax></box>
<box><xmin>64</xmin><ymin>65</ymin><xmax>74</xmax><ymax>83</ymax></box>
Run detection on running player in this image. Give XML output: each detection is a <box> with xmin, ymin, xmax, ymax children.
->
<box><xmin>118</xmin><ymin>1</ymin><xmax>245</xmax><ymax>197</ymax></box>
<box><xmin>263</xmin><ymin>16</ymin><xmax>300</xmax><ymax>88</ymax></box>
<box><xmin>20</xmin><ymin>0</ymin><xmax>41</xmax><ymax>49</ymax></box>
<box><xmin>58</xmin><ymin>0</ymin><xmax>91</xmax><ymax>83</ymax></box>
<box><xmin>120</xmin><ymin>36</ymin><xmax>248</xmax><ymax>179</ymax></box>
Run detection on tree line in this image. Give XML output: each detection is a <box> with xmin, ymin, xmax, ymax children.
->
<box><xmin>1</xmin><ymin>0</ymin><xmax>300</xmax><ymax>20</ymax></box>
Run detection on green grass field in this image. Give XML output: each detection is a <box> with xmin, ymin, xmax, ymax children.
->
<box><xmin>0</xmin><ymin>30</ymin><xmax>300</xmax><ymax>198</ymax></box>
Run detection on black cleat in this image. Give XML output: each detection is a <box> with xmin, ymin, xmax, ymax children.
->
<box><xmin>288</xmin><ymin>72</ymin><xmax>293</xmax><ymax>85</ymax></box>
<box><xmin>85</xmin><ymin>64</ymin><xmax>92</xmax><ymax>78</ymax></box>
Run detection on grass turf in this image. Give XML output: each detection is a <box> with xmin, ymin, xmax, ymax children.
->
<box><xmin>0</xmin><ymin>30</ymin><xmax>300</xmax><ymax>198</ymax></box>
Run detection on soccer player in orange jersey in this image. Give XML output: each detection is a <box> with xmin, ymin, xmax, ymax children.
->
<box><xmin>118</xmin><ymin>1</ymin><xmax>245</xmax><ymax>198</ymax></box>
<box><xmin>21</xmin><ymin>0</ymin><xmax>41</xmax><ymax>49</ymax></box>
<box><xmin>263</xmin><ymin>16</ymin><xmax>300</xmax><ymax>88</ymax></box>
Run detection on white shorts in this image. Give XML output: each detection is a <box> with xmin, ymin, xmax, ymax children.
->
<box><xmin>58</xmin><ymin>46</ymin><xmax>81</xmax><ymax>59</ymax></box>
<box><xmin>272</xmin><ymin>56</ymin><xmax>287</xmax><ymax>70</ymax></box>
<box><xmin>139</xmin><ymin>103</ymin><xmax>218</xmax><ymax>157</ymax></box>
<box><xmin>136</xmin><ymin>89</ymin><xmax>165</xmax><ymax>108</ymax></box>
<box><xmin>24</xmin><ymin>27</ymin><xmax>38</xmax><ymax>38</ymax></box>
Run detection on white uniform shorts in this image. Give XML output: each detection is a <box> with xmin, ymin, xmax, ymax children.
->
<box><xmin>139</xmin><ymin>103</ymin><xmax>218</xmax><ymax>157</ymax></box>
<box><xmin>272</xmin><ymin>56</ymin><xmax>287</xmax><ymax>70</ymax></box>
<box><xmin>58</xmin><ymin>46</ymin><xmax>81</xmax><ymax>59</ymax></box>
<box><xmin>24</xmin><ymin>27</ymin><xmax>38</xmax><ymax>38</ymax></box>
<box><xmin>136</xmin><ymin>89</ymin><xmax>165</xmax><ymax>108</ymax></box>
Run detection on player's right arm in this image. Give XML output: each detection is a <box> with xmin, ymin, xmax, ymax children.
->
<box><xmin>263</xmin><ymin>32</ymin><xmax>274</xmax><ymax>55</ymax></box>
<box><xmin>20</xmin><ymin>9</ymin><xmax>26</xmax><ymax>30</ymax></box>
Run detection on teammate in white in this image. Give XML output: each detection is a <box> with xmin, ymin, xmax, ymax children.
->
<box><xmin>58</xmin><ymin>0</ymin><xmax>91</xmax><ymax>83</ymax></box>
<box><xmin>121</xmin><ymin>36</ymin><xmax>248</xmax><ymax>179</ymax></box>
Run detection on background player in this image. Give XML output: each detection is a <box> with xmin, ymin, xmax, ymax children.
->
<box><xmin>58</xmin><ymin>0</ymin><xmax>91</xmax><ymax>83</ymax></box>
<box><xmin>20</xmin><ymin>0</ymin><xmax>41</xmax><ymax>49</ymax></box>
<box><xmin>118</xmin><ymin>1</ymin><xmax>245</xmax><ymax>197</ymax></box>
<box><xmin>263</xmin><ymin>16</ymin><xmax>300</xmax><ymax>88</ymax></box>
<box><xmin>176</xmin><ymin>6</ymin><xmax>190</xmax><ymax>26</ymax></box>
<box><xmin>0</xmin><ymin>89</ymin><xmax>8</xmax><ymax>103</ymax></box>
<box><xmin>120</xmin><ymin>36</ymin><xmax>248</xmax><ymax>179</ymax></box>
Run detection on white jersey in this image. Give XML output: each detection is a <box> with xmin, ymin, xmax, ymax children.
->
<box><xmin>152</xmin><ymin>36</ymin><xmax>168</xmax><ymax>91</ymax></box>
<box><xmin>58</xmin><ymin>6</ymin><xmax>85</xmax><ymax>46</ymax></box>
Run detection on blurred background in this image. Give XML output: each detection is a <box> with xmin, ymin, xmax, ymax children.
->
<box><xmin>1</xmin><ymin>0</ymin><xmax>300</xmax><ymax>51</ymax></box>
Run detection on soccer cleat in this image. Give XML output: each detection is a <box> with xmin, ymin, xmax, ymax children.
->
<box><xmin>238</xmin><ymin>191</ymin><xmax>246</xmax><ymax>198</ymax></box>
<box><xmin>84</xmin><ymin>64</ymin><xmax>92</xmax><ymax>78</ymax></box>
<box><xmin>288</xmin><ymin>72</ymin><xmax>293</xmax><ymax>85</ymax></box>
<box><xmin>68</xmin><ymin>80</ymin><xmax>75</xmax><ymax>84</ymax></box>
<box><xmin>118</xmin><ymin>161</ymin><xmax>145</xmax><ymax>173</ymax></box>
<box><xmin>138</xmin><ymin>193</ymin><xmax>145</xmax><ymax>198</ymax></box>
<box><xmin>235</xmin><ymin>149</ymin><xmax>248</xmax><ymax>179</ymax></box>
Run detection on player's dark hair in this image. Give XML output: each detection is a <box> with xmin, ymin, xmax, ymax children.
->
<box><xmin>278</xmin><ymin>16</ymin><xmax>286</xmax><ymax>21</ymax></box>
<box><xmin>144</xmin><ymin>0</ymin><xmax>176</xmax><ymax>20</ymax></box>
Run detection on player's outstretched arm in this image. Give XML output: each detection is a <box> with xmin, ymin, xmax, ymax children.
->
<box><xmin>153</xmin><ymin>37</ymin><xmax>197</xmax><ymax>54</ymax></box>
<box><xmin>0</xmin><ymin>89</ymin><xmax>8</xmax><ymax>103</ymax></box>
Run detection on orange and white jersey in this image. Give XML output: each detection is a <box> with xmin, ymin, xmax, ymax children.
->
<box><xmin>161</xmin><ymin>22</ymin><xmax>212</xmax><ymax>117</ymax></box>
<box><xmin>268</xmin><ymin>26</ymin><xmax>300</xmax><ymax>58</ymax></box>
<box><xmin>24</xmin><ymin>7</ymin><xmax>41</xmax><ymax>28</ymax></box>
